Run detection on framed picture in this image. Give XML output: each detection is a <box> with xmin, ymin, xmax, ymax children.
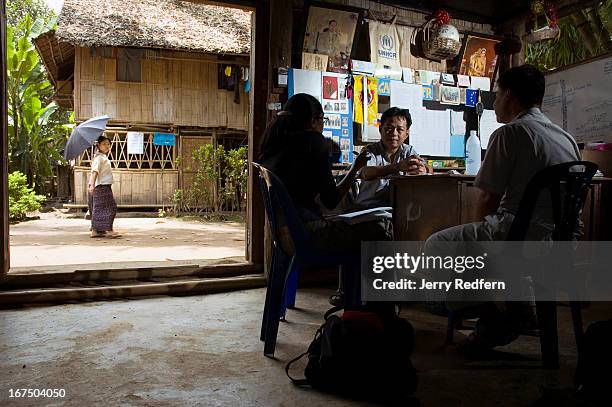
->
<box><xmin>302</xmin><ymin>52</ymin><xmax>329</xmax><ymax>71</ymax></box>
<box><xmin>302</xmin><ymin>2</ymin><xmax>363</xmax><ymax>72</ymax></box>
<box><xmin>456</xmin><ymin>34</ymin><xmax>502</xmax><ymax>79</ymax></box>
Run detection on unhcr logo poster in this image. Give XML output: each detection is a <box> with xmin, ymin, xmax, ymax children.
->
<box><xmin>369</xmin><ymin>21</ymin><xmax>401</xmax><ymax>69</ymax></box>
<box><xmin>379</xmin><ymin>34</ymin><xmax>397</xmax><ymax>59</ymax></box>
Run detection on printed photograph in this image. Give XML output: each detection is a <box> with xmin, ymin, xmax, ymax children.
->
<box><xmin>440</xmin><ymin>86</ymin><xmax>461</xmax><ymax>105</ymax></box>
<box><xmin>458</xmin><ymin>35</ymin><xmax>501</xmax><ymax>79</ymax></box>
<box><xmin>303</xmin><ymin>6</ymin><xmax>359</xmax><ymax>71</ymax></box>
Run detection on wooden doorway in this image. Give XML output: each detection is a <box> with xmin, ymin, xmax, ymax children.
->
<box><xmin>1</xmin><ymin>1</ymin><xmax>9</xmax><ymax>276</ymax></box>
<box><xmin>0</xmin><ymin>0</ymin><xmax>268</xmax><ymax>280</ymax></box>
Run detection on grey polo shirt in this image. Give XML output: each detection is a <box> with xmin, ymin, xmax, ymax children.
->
<box><xmin>354</xmin><ymin>142</ymin><xmax>419</xmax><ymax>208</ymax></box>
<box><xmin>475</xmin><ymin>107</ymin><xmax>581</xmax><ymax>225</ymax></box>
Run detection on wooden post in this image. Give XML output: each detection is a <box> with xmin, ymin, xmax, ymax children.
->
<box><xmin>246</xmin><ymin>0</ymin><xmax>270</xmax><ymax>265</ymax></box>
<box><xmin>1</xmin><ymin>2</ymin><xmax>9</xmax><ymax>276</ymax></box>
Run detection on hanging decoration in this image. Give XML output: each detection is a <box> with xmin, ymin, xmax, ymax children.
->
<box><xmin>524</xmin><ymin>0</ymin><xmax>560</xmax><ymax>43</ymax></box>
<box><xmin>414</xmin><ymin>8</ymin><xmax>461</xmax><ymax>61</ymax></box>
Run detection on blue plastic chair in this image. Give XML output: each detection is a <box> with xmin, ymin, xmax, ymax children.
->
<box><xmin>252</xmin><ymin>163</ymin><xmax>360</xmax><ymax>358</ymax></box>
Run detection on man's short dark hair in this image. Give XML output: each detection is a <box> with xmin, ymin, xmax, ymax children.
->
<box><xmin>380</xmin><ymin>107</ymin><xmax>412</xmax><ymax>129</ymax></box>
<box><xmin>497</xmin><ymin>64</ymin><xmax>545</xmax><ymax>107</ymax></box>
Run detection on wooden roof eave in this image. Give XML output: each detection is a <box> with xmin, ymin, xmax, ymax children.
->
<box><xmin>33</xmin><ymin>31</ymin><xmax>76</xmax><ymax>87</ymax></box>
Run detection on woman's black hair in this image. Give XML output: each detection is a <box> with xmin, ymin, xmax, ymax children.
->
<box><xmin>258</xmin><ymin>93</ymin><xmax>324</xmax><ymax>162</ymax></box>
<box><xmin>97</xmin><ymin>135</ymin><xmax>111</xmax><ymax>144</ymax></box>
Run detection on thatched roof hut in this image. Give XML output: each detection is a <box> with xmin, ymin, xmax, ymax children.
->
<box><xmin>56</xmin><ymin>0</ymin><xmax>251</xmax><ymax>55</ymax></box>
<box><xmin>33</xmin><ymin>0</ymin><xmax>252</xmax><ymax>109</ymax></box>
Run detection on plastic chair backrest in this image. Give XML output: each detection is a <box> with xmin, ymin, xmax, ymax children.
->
<box><xmin>506</xmin><ymin>161</ymin><xmax>598</xmax><ymax>241</ymax></box>
<box><xmin>252</xmin><ymin>163</ymin><xmax>311</xmax><ymax>254</ymax></box>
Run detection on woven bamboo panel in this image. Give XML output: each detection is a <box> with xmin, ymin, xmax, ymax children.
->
<box><xmin>74</xmin><ymin>47</ymin><xmax>248</xmax><ymax>130</ymax></box>
<box><xmin>73</xmin><ymin>167</ymin><xmax>178</xmax><ymax>206</ymax></box>
<box><xmin>76</xmin><ymin>130</ymin><xmax>177</xmax><ymax>170</ymax></box>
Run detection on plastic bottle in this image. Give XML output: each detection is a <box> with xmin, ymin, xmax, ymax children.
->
<box><xmin>465</xmin><ymin>130</ymin><xmax>481</xmax><ymax>175</ymax></box>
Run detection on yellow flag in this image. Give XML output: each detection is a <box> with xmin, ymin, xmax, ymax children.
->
<box><xmin>353</xmin><ymin>75</ymin><xmax>364</xmax><ymax>124</ymax></box>
<box><xmin>367</xmin><ymin>77</ymin><xmax>379</xmax><ymax>126</ymax></box>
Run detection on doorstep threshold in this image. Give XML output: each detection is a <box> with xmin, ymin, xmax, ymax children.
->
<box><xmin>0</xmin><ymin>274</ymin><xmax>266</xmax><ymax>306</ymax></box>
<box><xmin>2</xmin><ymin>259</ymin><xmax>261</xmax><ymax>290</ymax></box>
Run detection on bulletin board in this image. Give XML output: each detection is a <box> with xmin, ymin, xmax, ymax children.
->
<box><xmin>288</xmin><ymin>68</ymin><xmax>354</xmax><ymax>164</ymax></box>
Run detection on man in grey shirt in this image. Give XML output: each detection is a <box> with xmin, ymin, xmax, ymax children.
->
<box><xmin>425</xmin><ymin>65</ymin><xmax>581</xmax><ymax>354</ymax></box>
<box><xmin>430</xmin><ymin>65</ymin><xmax>581</xmax><ymax>242</ymax></box>
<box><xmin>353</xmin><ymin>107</ymin><xmax>431</xmax><ymax>209</ymax></box>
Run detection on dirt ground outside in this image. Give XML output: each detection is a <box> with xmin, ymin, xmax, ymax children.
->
<box><xmin>8</xmin><ymin>209</ymin><xmax>246</xmax><ymax>273</ymax></box>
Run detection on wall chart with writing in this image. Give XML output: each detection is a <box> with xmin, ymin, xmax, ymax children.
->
<box><xmin>542</xmin><ymin>54</ymin><xmax>612</xmax><ymax>143</ymax></box>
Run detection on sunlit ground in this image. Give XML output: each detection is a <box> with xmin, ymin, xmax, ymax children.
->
<box><xmin>9</xmin><ymin>211</ymin><xmax>246</xmax><ymax>271</ymax></box>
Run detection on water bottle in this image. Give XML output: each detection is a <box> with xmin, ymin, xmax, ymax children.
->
<box><xmin>465</xmin><ymin>130</ymin><xmax>481</xmax><ymax>175</ymax></box>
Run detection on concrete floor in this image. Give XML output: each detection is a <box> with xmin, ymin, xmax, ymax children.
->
<box><xmin>0</xmin><ymin>288</ymin><xmax>605</xmax><ymax>406</ymax></box>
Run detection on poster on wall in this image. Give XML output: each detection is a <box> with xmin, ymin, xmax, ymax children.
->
<box><xmin>289</xmin><ymin>68</ymin><xmax>354</xmax><ymax>164</ymax></box>
<box><xmin>303</xmin><ymin>6</ymin><xmax>359</xmax><ymax>72</ymax></box>
<box><xmin>323</xmin><ymin>72</ymin><xmax>354</xmax><ymax>164</ymax></box>
<box><xmin>127</xmin><ymin>132</ymin><xmax>144</xmax><ymax>155</ymax></box>
<box><xmin>369</xmin><ymin>21</ymin><xmax>401</xmax><ymax>71</ymax></box>
<box><xmin>353</xmin><ymin>74</ymin><xmax>364</xmax><ymax>124</ymax></box>
<box><xmin>458</xmin><ymin>35</ymin><xmax>500</xmax><ymax>79</ymax></box>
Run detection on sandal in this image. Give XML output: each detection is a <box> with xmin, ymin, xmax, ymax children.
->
<box><xmin>90</xmin><ymin>230</ymin><xmax>105</xmax><ymax>238</ymax></box>
<box><xmin>104</xmin><ymin>231</ymin><xmax>122</xmax><ymax>238</ymax></box>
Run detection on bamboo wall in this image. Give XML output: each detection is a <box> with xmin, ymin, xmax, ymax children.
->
<box><xmin>74</xmin><ymin>47</ymin><xmax>249</xmax><ymax>130</ymax></box>
<box><xmin>74</xmin><ymin>168</ymin><xmax>178</xmax><ymax>207</ymax></box>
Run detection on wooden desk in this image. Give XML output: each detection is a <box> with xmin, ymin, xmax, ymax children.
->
<box><xmin>391</xmin><ymin>174</ymin><xmax>612</xmax><ymax>241</ymax></box>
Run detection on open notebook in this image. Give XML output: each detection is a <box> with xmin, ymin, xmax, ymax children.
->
<box><xmin>329</xmin><ymin>207</ymin><xmax>393</xmax><ymax>225</ymax></box>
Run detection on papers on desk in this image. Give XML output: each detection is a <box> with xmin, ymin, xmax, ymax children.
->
<box><xmin>331</xmin><ymin>207</ymin><xmax>392</xmax><ymax>225</ymax></box>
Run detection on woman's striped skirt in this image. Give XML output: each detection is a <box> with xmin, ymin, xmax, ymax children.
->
<box><xmin>91</xmin><ymin>184</ymin><xmax>117</xmax><ymax>232</ymax></box>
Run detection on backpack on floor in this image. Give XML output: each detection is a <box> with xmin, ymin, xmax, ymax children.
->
<box><xmin>286</xmin><ymin>306</ymin><xmax>418</xmax><ymax>403</ymax></box>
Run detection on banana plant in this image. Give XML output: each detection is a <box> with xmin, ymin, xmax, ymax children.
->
<box><xmin>6</xmin><ymin>13</ymin><xmax>68</xmax><ymax>192</ymax></box>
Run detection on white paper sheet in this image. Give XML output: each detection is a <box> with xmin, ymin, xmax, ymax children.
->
<box><xmin>389</xmin><ymin>81</ymin><xmax>450</xmax><ymax>156</ymax></box>
<box><xmin>331</xmin><ymin>207</ymin><xmax>393</xmax><ymax>225</ymax></box>
<box><xmin>402</xmin><ymin>68</ymin><xmax>415</xmax><ymax>84</ymax></box>
<box><xmin>451</xmin><ymin>110</ymin><xmax>466</xmax><ymax>136</ymax></box>
<box><xmin>479</xmin><ymin>109</ymin><xmax>504</xmax><ymax>148</ymax></box>
<box><xmin>127</xmin><ymin>132</ymin><xmax>144</xmax><ymax>155</ymax></box>
<box><xmin>419</xmin><ymin>70</ymin><xmax>440</xmax><ymax>85</ymax></box>
<box><xmin>470</xmin><ymin>76</ymin><xmax>491</xmax><ymax>91</ymax></box>
<box><xmin>292</xmin><ymin>69</ymin><xmax>322</xmax><ymax>101</ymax></box>
<box><xmin>457</xmin><ymin>75</ymin><xmax>471</xmax><ymax>87</ymax></box>
<box><xmin>390</xmin><ymin>81</ymin><xmax>423</xmax><ymax>110</ymax></box>
<box><xmin>410</xmin><ymin>109</ymin><xmax>451</xmax><ymax>156</ymax></box>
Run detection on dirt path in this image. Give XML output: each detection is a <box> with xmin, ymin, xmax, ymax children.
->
<box><xmin>9</xmin><ymin>210</ymin><xmax>246</xmax><ymax>271</ymax></box>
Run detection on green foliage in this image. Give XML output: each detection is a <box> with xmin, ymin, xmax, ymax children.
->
<box><xmin>7</xmin><ymin>12</ymin><xmax>72</xmax><ymax>193</ymax></box>
<box><xmin>8</xmin><ymin>171</ymin><xmax>46</xmax><ymax>221</ymax></box>
<box><xmin>7</xmin><ymin>0</ymin><xmax>54</xmax><ymax>34</ymax></box>
<box><xmin>172</xmin><ymin>145</ymin><xmax>248</xmax><ymax>215</ymax></box>
<box><xmin>525</xmin><ymin>1</ymin><xmax>612</xmax><ymax>71</ymax></box>
<box><xmin>223</xmin><ymin>146</ymin><xmax>248</xmax><ymax>211</ymax></box>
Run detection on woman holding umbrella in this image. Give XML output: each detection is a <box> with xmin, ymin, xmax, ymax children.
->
<box><xmin>88</xmin><ymin>135</ymin><xmax>120</xmax><ymax>238</ymax></box>
<box><xmin>64</xmin><ymin>115</ymin><xmax>121</xmax><ymax>238</ymax></box>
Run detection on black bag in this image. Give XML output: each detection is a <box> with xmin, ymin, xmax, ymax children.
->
<box><xmin>286</xmin><ymin>306</ymin><xmax>418</xmax><ymax>403</ymax></box>
<box><xmin>575</xmin><ymin>319</ymin><xmax>612</xmax><ymax>402</ymax></box>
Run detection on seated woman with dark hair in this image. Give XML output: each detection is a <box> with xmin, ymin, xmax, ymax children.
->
<box><xmin>258</xmin><ymin>93</ymin><xmax>393</xmax><ymax>253</ymax></box>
